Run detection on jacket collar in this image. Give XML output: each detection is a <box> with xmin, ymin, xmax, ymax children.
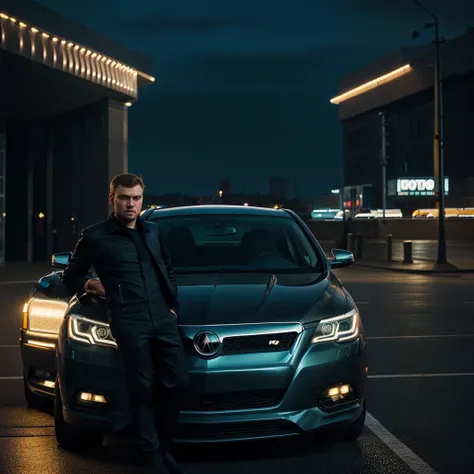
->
<box><xmin>105</xmin><ymin>213</ymin><xmax>149</xmax><ymax>234</ymax></box>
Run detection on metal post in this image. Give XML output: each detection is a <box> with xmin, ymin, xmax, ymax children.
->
<box><xmin>347</xmin><ymin>233</ymin><xmax>354</xmax><ymax>253</ymax></box>
<box><xmin>411</xmin><ymin>0</ymin><xmax>447</xmax><ymax>264</ymax></box>
<box><xmin>386</xmin><ymin>234</ymin><xmax>393</xmax><ymax>262</ymax></box>
<box><xmin>434</xmin><ymin>20</ymin><xmax>447</xmax><ymax>264</ymax></box>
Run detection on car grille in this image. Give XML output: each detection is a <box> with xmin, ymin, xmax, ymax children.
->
<box><xmin>182</xmin><ymin>389</ymin><xmax>284</xmax><ymax>412</ymax></box>
<box><xmin>222</xmin><ymin>331</ymin><xmax>298</xmax><ymax>354</ymax></box>
<box><xmin>175</xmin><ymin>419</ymin><xmax>299</xmax><ymax>441</ymax></box>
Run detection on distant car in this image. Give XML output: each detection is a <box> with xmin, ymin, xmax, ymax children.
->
<box><xmin>354</xmin><ymin>209</ymin><xmax>403</xmax><ymax>219</ymax></box>
<box><xmin>20</xmin><ymin>205</ymin><xmax>367</xmax><ymax>449</ymax></box>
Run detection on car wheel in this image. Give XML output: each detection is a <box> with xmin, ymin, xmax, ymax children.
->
<box><xmin>24</xmin><ymin>378</ymin><xmax>50</xmax><ymax>411</ymax></box>
<box><xmin>54</xmin><ymin>380</ymin><xmax>104</xmax><ymax>450</ymax></box>
<box><xmin>329</xmin><ymin>399</ymin><xmax>367</xmax><ymax>442</ymax></box>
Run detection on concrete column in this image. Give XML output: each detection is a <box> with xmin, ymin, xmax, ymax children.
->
<box><xmin>46</xmin><ymin>127</ymin><xmax>54</xmax><ymax>257</ymax></box>
<box><xmin>52</xmin><ymin>120</ymin><xmax>75</xmax><ymax>252</ymax></box>
<box><xmin>4</xmin><ymin>122</ymin><xmax>29</xmax><ymax>261</ymax></box>
<box><xmin>51</xmin><ymin>98</ymin><xmax>128</xmax><ymax>253</ymax></box>
<box><xmin>106</xmin><ymin>99</ymin><xmax>129</xmax><ymax>214</ymax></box>
<box><xmin>26</xmin><ymin>141</ymin><xmax>34</xmax><ymax>262</ymax></box>
<box><xmin>0</xmin><ymin>121</ymin><xmax>5</xmax><ymax>263</ymax></box>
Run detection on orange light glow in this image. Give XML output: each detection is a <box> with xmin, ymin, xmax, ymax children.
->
<box><xmin>330</xmin><ymin>64</ymin><xmax>412</xmax><ymax>105</ymax></box>
<box><xmin>1</xmin><ymin>11</ymin><xmax>145</xmax><ymax>90</ymax></box>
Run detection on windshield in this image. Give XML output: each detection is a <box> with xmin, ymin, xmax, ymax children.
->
<box><xmin>150</xmin><ymin>213</ymin><xmax>322</xmax><ymax>273</ymax></box>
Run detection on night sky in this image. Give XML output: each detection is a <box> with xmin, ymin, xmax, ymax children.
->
<box><xmin>37</xmin><ymin>0</ymin><xmax>473</xmax><ymax>198</ymax></box>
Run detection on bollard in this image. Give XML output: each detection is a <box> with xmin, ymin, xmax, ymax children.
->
<box><xmin>385</xmin><ymin>234</ymin><xmax>393</xmax><ymax>262</ymax></box>
<box><xmin>346</xmin><ymin>233</ymin><xmax>354</xmax><ymax>253</ymax></box>
<box><xmin>403</xmin><ymin>240</ymin><xmax>413</xmax><ymax>263</ymax></box>
<box><xmin>352</xmin><ymin>234</ymin><xmax>358</xmax><ymax>256</ymax></box>
<box><xmin>356</xmin><ymin>233</ymin><xmax>364</xmax><ymax>258</ymax></box>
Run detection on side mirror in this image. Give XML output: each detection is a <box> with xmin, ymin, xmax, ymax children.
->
<box><xmin>329</xmin><ymin>249</ymin><xmax>354</xmax><ymax>269</ymax></box>
<box><xmin>52</xmin><ymin>252</ymin><xmax>72</xmax><ymax>269</ymax></box>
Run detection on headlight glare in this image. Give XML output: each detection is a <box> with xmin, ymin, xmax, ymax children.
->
<box><xmin>312</xmin><ymin>309</ymin><xmax>359</xmax><ymax>344</ymax></box>
<box><xmin>24</xmin><ymin>298</ymin><xmax>68</xmax><ymax>334</ymax></box>
<box><xmin>68</xmin><ymin>314</ymin><xmax>117</xmax><ymax>348</ymax></box>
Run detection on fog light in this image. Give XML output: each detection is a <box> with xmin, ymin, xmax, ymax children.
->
<box><xmin>325</xmin><ymin>384</ymin><xmax>352</xmax><ymax>401</ymax></box>
<box><xmin>43</xmin><ymin>380</ymin><xmax>55</xmax><ymax>389</ymax></box>
<box><xmin>328</xmin><ymin>387</ymin><xmax>339</xmax><ymax>397</ymax></box>
<box><xmin>78</xmin><ymin>392</ymin><xmax>107</xmax><ymax>404</ymax></box>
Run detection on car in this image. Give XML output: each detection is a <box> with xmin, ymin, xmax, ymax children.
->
<box><xmin>20</xmin><ymin>204</ymin><xmax>367</xmax><ymax>449</ymax></box>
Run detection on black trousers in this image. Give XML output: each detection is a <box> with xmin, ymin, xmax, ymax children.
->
<box><xmin>111</xmin><ymin>310</ymin><xmax>189</xmax><ymax>454</ymax></box>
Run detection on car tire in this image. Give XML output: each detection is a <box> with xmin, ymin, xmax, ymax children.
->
<box><xmin>54</xmin><ymin>380</ymin><xmax>104</xmax><ymax>450</ymax></box>
<box><xmin>330</xmin><ymin>399</ymin><xmax>367</xmax><ymax>442</ymax></box>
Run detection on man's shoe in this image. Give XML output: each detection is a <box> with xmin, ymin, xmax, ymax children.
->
<box><xmin>163</xmin><ymin>451</ymin><xmax>186</xmax><ymax>474</ymax></box>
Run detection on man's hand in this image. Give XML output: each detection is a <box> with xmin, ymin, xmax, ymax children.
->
<box><xmin>170</xmin><ymin>309</ymin><xmax>177</xmax><ymax>316</ymax></box>
<box><xmin>85</xmin><ymin>279</ymin><xmax>106</xmax><ymax>297</ymax></box>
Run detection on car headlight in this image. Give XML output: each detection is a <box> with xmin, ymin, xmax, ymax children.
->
<box><xmin>312</xmin><ymin>309</ymin><xmax>360</xmax><ymax>344</ymax></box>
<box><xmin>23</xmin><ymin>298</ymin><xmax>68</xmax><ymax>334</ymax></box>
<box><xmin>68</xmin><ymin>314</ymin><xmax>117</xmax><ymax>348</ymax></box>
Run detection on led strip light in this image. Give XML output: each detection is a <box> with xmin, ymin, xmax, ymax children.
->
<box><xmin>0</xmin><ymin>11</ymin><xmax>155</xmax><ymax>99</ymax></box>
<box><xmin>330</xmin><ymin>64</ymin><xmax>412</xmax><ymax>105</ymax></box>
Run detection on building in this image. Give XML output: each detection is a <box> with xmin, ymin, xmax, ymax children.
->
<box><xmin>0</xmin><ymin>0</ymin><xmax>154</xmax><ymax>261</ymax></box>
<box><xmin>331</xmin><ymin>27</ymin><xmax>474</xmax><ymax>217</ymax></box>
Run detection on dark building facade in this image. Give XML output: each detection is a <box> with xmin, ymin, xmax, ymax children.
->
<box><xmin>332</xmin><ymin>28</ymin><xmax>474</xmax><ymax>217</ymax></box>
<box><xmin>0</xmin><ymin>0</ymin><xmax>154</xmax><ymax>261</ymax></box>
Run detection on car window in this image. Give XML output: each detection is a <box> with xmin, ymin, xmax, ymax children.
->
<box><xmin>149</xmin><ymin>214</ymin><xmax>322</xmax><ymax>273</ymax></box>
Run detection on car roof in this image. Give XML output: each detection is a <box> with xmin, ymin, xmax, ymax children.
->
<box><xmin>146</xmin><ymin>205</ymin><xmax>291</xmax><ymax>219</ymax></box>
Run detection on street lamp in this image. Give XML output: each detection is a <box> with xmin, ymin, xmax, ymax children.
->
<box><xmin>411</xmin><ymin>0</ymin><xmax>447</xmax><ymax>264</ymax></box>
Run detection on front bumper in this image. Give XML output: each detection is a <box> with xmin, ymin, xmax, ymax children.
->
<box><xmin>57</xmin><ymin>330</ymin><xmax>367</xmax><ymax>443</ymax></box>
<box><xmin>20</xmin><ymin>329</ymin><xmax>57</xmax><ymax>398</ymax></box>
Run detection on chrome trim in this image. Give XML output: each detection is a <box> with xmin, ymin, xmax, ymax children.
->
<box><xmin>179</xmin><ymin>322</ymin><xmax>304</xmax><ymax>331</ymax></box>
<box><xmin>25</xmin><ymin>340</ymin><xmax>56</xmax><ymax>349</ymax></box>
<box><xmin>25</xmin><ymin>330</ymin><xmax>58</xmax><ymax>340</ymax></box>
<box><xmin>180</xmin><ymin>322</ymin><xmax>304</xmax><ymax>345</ymax></box>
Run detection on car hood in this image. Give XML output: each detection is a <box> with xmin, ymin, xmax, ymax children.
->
<box><xmin>175</xmin><ymin>271</ymin><xmax>347</xmax><ymax>326</ymax></box>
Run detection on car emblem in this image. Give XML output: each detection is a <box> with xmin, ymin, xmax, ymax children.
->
<box><xmin>96</xmin><ymin>327</ymin><xmax>110</xmax><ymax>340</ymax></box>
<box><xmin>193</xmin><ymin>331</ymin><xmax>220</xmax><ymax>357</ymax></box>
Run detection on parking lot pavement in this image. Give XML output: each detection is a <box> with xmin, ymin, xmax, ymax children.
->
<box><xmin>339</xmin><ymin>268</ymin><xmax>474</xmax><ymax>474</ymax></box>
<box><xmin>0</xmin><ymin>405</ymin><xmax>418</xmax><ymax>474</ymax></box>
<box><xmin>1</xmin><ymin>266</ymin><xmax>473</xmax><ymax>473</ymax></box>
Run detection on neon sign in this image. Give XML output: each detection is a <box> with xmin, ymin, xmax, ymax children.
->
<box><xmin>395</xmin><ymin>178</ymin><xmax>449</xmax><ymax>196</ymax></box>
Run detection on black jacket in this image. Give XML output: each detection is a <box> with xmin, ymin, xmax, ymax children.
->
<box><xmin>62</xmin><ymin>214</ymin><xmax>179</xmax><ymax>316</ymax></box>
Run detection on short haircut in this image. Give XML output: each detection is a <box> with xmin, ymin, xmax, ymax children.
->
<box><xmin>109</xmin><ymin>173</ymin><xmax>145</xmax><ymax>194</ymax></box>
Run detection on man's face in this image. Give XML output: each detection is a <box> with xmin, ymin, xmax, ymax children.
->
<box><xmin>110</xmin><ymin>184</ymin><xmax>143</xmax><ymax>224</ymax></box>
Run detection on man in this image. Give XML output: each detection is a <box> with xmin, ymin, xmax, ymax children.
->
<box><xmin>62</xmin><ymin>173</ymin><xmax>188</xmax><ymax>474</ymax></box>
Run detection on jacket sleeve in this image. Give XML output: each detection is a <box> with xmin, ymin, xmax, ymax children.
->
<box><xmin>159</xmin><ymin>230</ymin><xmax>179</xmax><ymax>313</ymax></box>
<box><xmin>62</xmin><ymin>229</ymin><xmax>94</xmax><ymax>296</ymax></box>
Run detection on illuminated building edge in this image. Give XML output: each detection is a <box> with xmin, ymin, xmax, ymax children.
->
<box><xmin>330</xmin><ymin>64</ymin><xmax>412</xmax><ymax>105</ymax></box>
<box><xmin>0</xmin><ymin>11</ymin><xmax>155</xmax><ymax>100</ymax></box>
